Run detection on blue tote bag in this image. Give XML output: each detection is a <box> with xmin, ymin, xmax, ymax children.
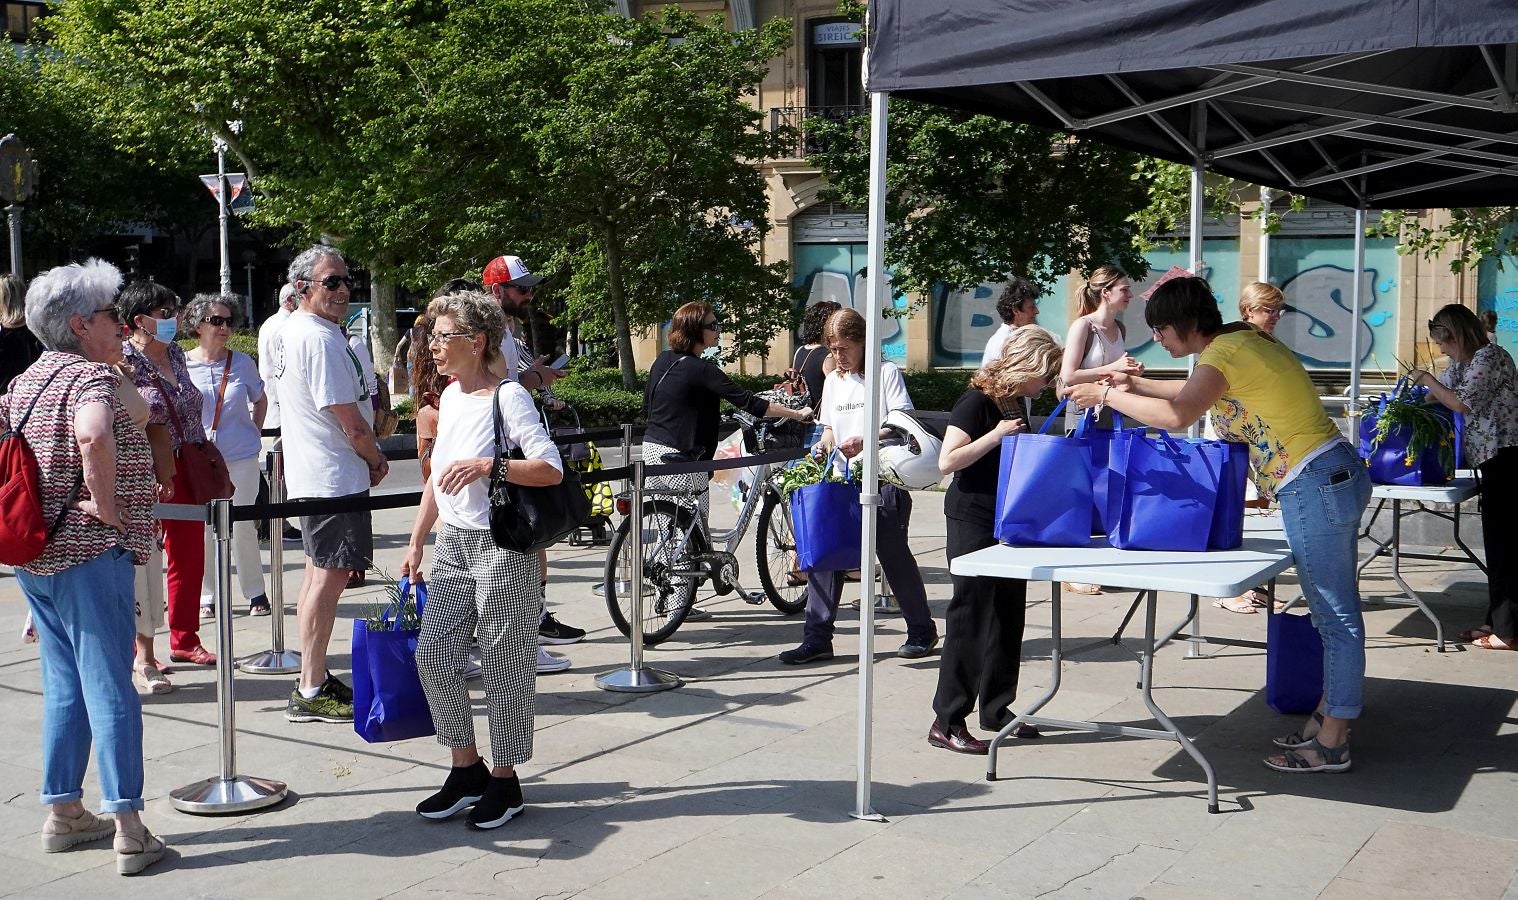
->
<box><xmin>791</xmin><ymin>450</ymin><xmax>863</xmax><ymax>572</ymax></box>
<box><xmin>1194</xmin><ymin>439</ymin><xmax>1249</xmax><ymax>550</ymax></box>
<box><xmin>994</xmin><ymin>398</ymin><xmax>1095</xmax><ymax>547</ymax></box>
<box><xmin>1360</xmin><ymin>379</ymin><xmax>1463</xmax><ymax>486</ymax></box>
<box><xmin>352</xmin><ymin>577</ymin><xmax>436</xmax><ymax>744</ymax></box>
<box><xmin>1107</xmin><ymin>431</ymin><xmax>1228</xmax><ymax>552</ymax></box>
<box><xmin>1266</xmin><ymin>610</ymin><xmax>1324</xmax><ymax>714</ymax></box>
<box><xmin>1078</xmin><ymin>407</ymin><xmax>1127</xmax><ymax>536</ymax></box>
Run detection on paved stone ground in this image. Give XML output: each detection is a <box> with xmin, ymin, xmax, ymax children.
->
<box><xmin>1</xmin><ymin>456</ymin><xmax>1515</xmax><ymax>899</ymax></box>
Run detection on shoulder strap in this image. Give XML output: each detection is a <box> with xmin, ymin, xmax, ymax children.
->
<box><xmin>148</xmin><ymin>368</ymin><xmax>188</xmax><ymax>445</ymax></box>
<box><xmin>643</xmin><ymin>354</ymin><xmax>684</xmax><ymax>415</ymax></box>
<box><xmin>11</xmin><ymin>361</ymin><xmax>79</xmax><ymax>430</ymax></box>
<box><xmin>489</xmin><ymin>379</ymin><xmax>510</xmax><ymax>488</ymax></box>
<box><xmin>210</xmin><ymin>353</ymin><xmax>233</xmax><ymax>433</ymax></box>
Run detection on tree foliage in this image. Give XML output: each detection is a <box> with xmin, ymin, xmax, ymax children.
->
<box><xmin>1373</xmin><ymin>208</ymin><xmax>1518</xmax><ymax>273</ymax></box>
<box><xmin>47</xmin><ymin>0</ymin><xmax>797</xmax><ymax>387</ymax></box>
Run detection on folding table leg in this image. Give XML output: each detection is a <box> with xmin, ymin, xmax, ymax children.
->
<box><xmin>1140</xmin><ymin>590</ymin><xmax>1220</xmax><ymax>813</ymax></box>
<box><xmin>987</xmin><ymin>582</ymin><xmax>1063</xmax><ymax>781</ymax></box>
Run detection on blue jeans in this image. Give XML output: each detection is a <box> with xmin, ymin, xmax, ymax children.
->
<box><xmin>1275</xmin><ymin>442</ymin><xmax>1372</xmax><ymax>720</ymax></box>
<box><xmin>17</xmin><ymin>546</ymin><xmax>145</xmax><ymax>812</ymax></box>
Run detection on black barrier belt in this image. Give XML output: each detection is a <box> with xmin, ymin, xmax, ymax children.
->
<box><xmin>579</xmin><ymin>446</ymin><xmax>807</xmax><ymax>485</ymax></box>
<box><xmin>263</xmin><ymin>424</ymin><xmax>644</xmax><ymax>447</ymax></box>
<box><xmin>229</xmin><ymin>490</ymin><xmax>424</xmax><ymax>523</ymax></box>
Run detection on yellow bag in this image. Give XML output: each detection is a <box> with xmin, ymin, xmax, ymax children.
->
<box><xmin>573</xmin><ymin>444</ymin><xmax>614</xmax><ymax>518</ymax></box>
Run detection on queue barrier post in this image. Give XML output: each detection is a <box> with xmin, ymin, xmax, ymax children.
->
<box><xmin>596</xmin><ymin>436</ymin><xmax>681</xmax><ymax>694</ymax></box>
<box><xmin>239</xmin><ymin>444</ymin><xmax>301</xmax><ymax>675</ymax></box>
<box><xmin>170</xmin><ymin>498</ymin><xmax>289</xmax><ymax>815</ymax></box>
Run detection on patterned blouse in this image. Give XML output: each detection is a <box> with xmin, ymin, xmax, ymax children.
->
<box><xmin>1210</xmin><ymin>397</ymin><xmax>1290</xmax><ymax>501</ymax></box>
<box><xmin>7</xmin><ymin>352</ymin><xmax>156</xmax><ymax>574</ymax></box>
<box><xmin>122</xmin><ymin>340</ymin><xmax>207</xmax><ymax>451</ymax></box>
<box><xmin>1439</xmin><ymin>342</ymin><xmax>1518</xmax><ymax>468</ymax></box>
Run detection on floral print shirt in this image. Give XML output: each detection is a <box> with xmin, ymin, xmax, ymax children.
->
<box><xmin>1210</xmin><ymin>396</ymin><xmax>1290</xmax><ymax>501</ymax></box>
<box><xmin>1440</xmin><ymin>342</ymin><xmax>1518</xmax><ymax>468</ymax></box>
<box><xmin>122</xmin><ymin>340</ymin><xmax>207</xmax><ymax>452</ymax></box>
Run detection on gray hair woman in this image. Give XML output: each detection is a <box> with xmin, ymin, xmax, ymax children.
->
<box><xmin>400</xmin><ymin>290</ymin><xmax>564</xmax><ymax>830</ymax></box>
<box><xmin>10</xmin><ymin>259</ymin><xmax>166</xmax><ymax>874</ymax></box>
<box><xmin>184</xmin><ymin>293</ymin><xmax>269</xmax><ymax>617</ymax></box>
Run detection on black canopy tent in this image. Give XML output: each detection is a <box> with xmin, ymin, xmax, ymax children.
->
<box><xmin>838</xmin><ymin>2</ymin><xmax>1518</xmax><ymax>821</ymax></box>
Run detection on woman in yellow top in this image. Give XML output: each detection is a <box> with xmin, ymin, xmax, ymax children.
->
<box><xmin>1064</xmin><ymin>275</ymin><xmax>1370</xmax><ymax>774</ymax></box>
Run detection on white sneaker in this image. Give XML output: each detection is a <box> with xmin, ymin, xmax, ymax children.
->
<box><xmin>536</xmin><ymin>647</ymin><xmax>571</xmax><ymax>674</ymax></box>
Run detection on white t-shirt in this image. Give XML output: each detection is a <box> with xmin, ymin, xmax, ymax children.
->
<box><xmin>497</xmin><ymin>322</ymin><xmax>522</xmax><ymax>382</ymax></box>
<box><xmin>257</xmin><ymin>307</ymin><xmax>290</xmax><ymax>430</ymax></box>
<box><xmin>820</xmin><ymin>360</ymin><xmax>913</xmax><ymax>473</ymax></box>
<box><xmin>348</xmin><ymin>330</ymin><xmax>379</xmax><ymax>395</ymax></box>
<box><xmin>186</xmin><ymin>351</ymin><xmax>265</xmax><ymax>463</ymax></box>
<box><xmin>430</xmin><ymin>380</ymin><xmax>563</xmax><ymax>530</ymax></box>
<box><xmin>980</xmin><ymin>322</ymin><xmax>1015</xmax><ymax>369</ymax></box>
<box><xmin>274</xmin><ymin>310</ymin><xmax>375</xmax><ymax>499</ymax></box>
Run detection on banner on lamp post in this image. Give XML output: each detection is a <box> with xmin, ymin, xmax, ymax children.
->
<box><xmin>199</xmin><ymin>173</ymin><xmax>253</xmax><ymax>215</ymax></box>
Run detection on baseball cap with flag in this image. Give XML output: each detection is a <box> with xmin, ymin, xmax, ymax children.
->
<box><xmin>481</xmin><ymin>255</ymin><xmax>544</xmax><ymax>288</ymax></box>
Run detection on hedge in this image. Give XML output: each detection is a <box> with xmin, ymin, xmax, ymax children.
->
<box><xmin>550</xmin><ymin>365</ymin><xmax>1061</xmax><ymax>427</ymax></box>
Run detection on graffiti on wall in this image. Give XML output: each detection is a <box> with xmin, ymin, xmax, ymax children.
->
<box><xmin>793</xmin><ymin>242</ymin><xmax>908</xmax><ymax>362</ymax></box>
<box><xmin>932</xmin><ymin>278</ymin><xmax>1072</xmax><ymax>367</ymax></box>
<box><xmin>1273</xmin><ymin>264</ymin><xmax>1384</xmax><ymax>367</ymax></box>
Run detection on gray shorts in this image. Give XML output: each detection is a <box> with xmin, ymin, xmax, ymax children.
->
<box><xmin>299</xmin><ymin>492</ymin><xmax>374</xmax><ymax>570</ymax></box>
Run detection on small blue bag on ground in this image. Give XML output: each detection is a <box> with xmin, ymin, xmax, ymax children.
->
<box><xmin>1107</xmin><ymin>431</ymin><xmax>1228</xmax><ymax>552</ymax></box>
<box><xmin>994</xmin><ymin>398</ymin><xmax>1094</xmax><ymax>547</ymax></box>
<box><xmin>352</xmin><ymin>577</ymin><xmax>435</xmax><ymax>743</ymax></box>
<box><xmin>1266</xmin><ymin>610</ymin><xmax>1324</xmax><ymax>714</ymax></box>
<box><xmin>791</xmin><ymin>450</ymin><xmax>862</xmax><ymax>571</ymax></box>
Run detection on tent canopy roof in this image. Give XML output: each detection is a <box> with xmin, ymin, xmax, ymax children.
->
<box><xmin>867</xmin><ymin>1</ymin><xmax>1518</xmax><ymax>209</ymax></box>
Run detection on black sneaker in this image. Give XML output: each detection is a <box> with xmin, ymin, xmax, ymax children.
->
<box><xmin>467</xmin><ymin>774</ymin><xmax>525</xmax><ymax>830</ymax></box>
<box><xmin>323</xmin><ymin>672</ymin><xmax>354</xmax><ymax>704</ymax></box>
<box><xmin>416</xmin><ymin>760</ymin><xmax>490</xmax><ymax>820</ymax></box>
<box><xmin>778</xmin><ymin>641</ymin><xmax>834</xmax><ymax>665</ymax></box>
<box><xmin>537</xmin><ymin>611</ymin><xmax>586</xmax><ymax>645</ymax></box>
<box><xmin>897</xmin><ymin>634</ymin><xmax>940</xmax><ymax>660</ymax></box>
<box><xmin>285</xmin><ymin>681</ymin><xmax>354</xmax><ymax>723</ymax></box>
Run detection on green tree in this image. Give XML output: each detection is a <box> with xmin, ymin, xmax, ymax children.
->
<box><xmin>1373</xmin><ymin>208</ymin><xmax>1518</xmax><ymax>274</ymax></box>
<box><xmin>808</xmin><ymin>98</ymin><xmax>1154</xmax><ymax>297</ymax></box>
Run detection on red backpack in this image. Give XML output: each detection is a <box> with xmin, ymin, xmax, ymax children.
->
<box><xmin>0</xmin><ymin>364</ymin><xmax>86</xmax><ymax>566</ymax></box>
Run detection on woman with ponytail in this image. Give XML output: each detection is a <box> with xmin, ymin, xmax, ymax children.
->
<box><xmin>1060</xmin><ymin>265</ymin><xmax>1144</xmax><ymax>433</ymax></box>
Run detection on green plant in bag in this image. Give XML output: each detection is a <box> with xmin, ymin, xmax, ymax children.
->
<box><xmin>1369</xmin><ymin>377</ymin><xmax>1456</xmax><ymax>476</ymax></box>
<box><xmin>362</xmin><ymin>563</ymin><xmax>422</xmax><ymax>633</ymax></box>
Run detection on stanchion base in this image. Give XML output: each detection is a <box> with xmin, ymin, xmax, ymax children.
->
<box><xmin>170</xmin><ymin>775</ymin><xmax>287</xmax><ymax>815</ymax></box>
<box><xmin>595</xmin><ymin>666</ymin><xmax>682</xmax><ymax>693</ymax></box>
<box><xmin>849</xmin><ymin>810</ymin><xmax>887</xmax><ymax>823</ymax></box>
<box><xmin>237</xmin><ymin>649</ymin><xmax>303</xmax><ymax>675</ymax></box>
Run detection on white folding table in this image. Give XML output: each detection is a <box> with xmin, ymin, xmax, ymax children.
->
<box><xmin>1357</xmin><ymin>476</ymin><xmax>1483</xmax><ymax>652</ymax></box>
<box><xmin>950</xmin><ymin>535</ymin><xmax>1295</xmax><ymax>813</ymax></box>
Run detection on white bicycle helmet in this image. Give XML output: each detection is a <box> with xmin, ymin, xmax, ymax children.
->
<box><xmin>880</xmin><ymin>409</ymin><xmax>945</xmax><ymax>491</ymax></box>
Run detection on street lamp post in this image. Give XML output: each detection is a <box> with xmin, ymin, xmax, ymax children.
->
<box><xmin>215</xmin><ymin>134</ymin><xmax>231</xmax><ymax>295</ymax></box>
<box><xmin>0</xmin><ymin>133</ymin><xmax>40</xmax><ymax>278</ymax></box>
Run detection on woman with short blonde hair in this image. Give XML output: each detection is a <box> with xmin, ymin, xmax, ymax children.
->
<box><xmin>929</xmin><ymin>326</ymin><xmax>1062</xmax><ymax>752</ymax></box>
<box><xmin>1238</xmin><ymin>282</ymin><xmax>1285</xmax><ymax>333</ymax></box>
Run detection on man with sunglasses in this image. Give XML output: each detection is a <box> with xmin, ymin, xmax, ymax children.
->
<box><xmin>274</xmin><ymin>244</ymin><xmax>390</xmax><ymax>723</ymax></box>
<box><xmin>481</xmin><ymin>254</ymin><xmax>584</xmax><ymax>663</ymax></box>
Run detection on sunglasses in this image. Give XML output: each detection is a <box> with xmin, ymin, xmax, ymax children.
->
<box><xmin>202</xmin><ymin>315</ymin><xmax>234</xmax><ymax>328</ymax></box>
<box><xmin>312</xmin><ymin>275</ymin><xmax>355</xmax><ymax>291</ymax></box>
<box><xmin>703</xmin><ymin>319</ymin><xmax>720</xmax><ymax>330</ymax></box>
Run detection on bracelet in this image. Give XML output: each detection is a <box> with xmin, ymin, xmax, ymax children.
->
<box><xmin>1100</xmin><ymin>384</ymin><xmax>1112</xmax><ymax>407</ymax></box>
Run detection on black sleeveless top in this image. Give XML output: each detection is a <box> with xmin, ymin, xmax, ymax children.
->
<box><xmin>793</xmin><ymin>345</ymin><xmax>828</xmax><ymax>404</ymax></box>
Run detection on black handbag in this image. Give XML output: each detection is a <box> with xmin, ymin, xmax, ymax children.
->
<box><xmin>488</xmin><ymin>382</ymin><xmax>591</xmax><ymax>553</ymax></box>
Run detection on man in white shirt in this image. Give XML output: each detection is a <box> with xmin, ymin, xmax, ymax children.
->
<box><xmin>979</xmin><ymin>278</ymin><xmax>1040</xmax><ymax>369</ymax></box>
<box><xmin>481</xmin><ymin>254</ymin><xmax>581</xmax><ymax>667</ymax></box>
<box><xmin>275</xmin><ymin>245</ymin><xmax>389</xmax><ymax>723</ymax></box>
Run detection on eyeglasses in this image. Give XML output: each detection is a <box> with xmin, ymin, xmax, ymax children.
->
<box><xmin>202</xmin><ymin>315</ymin><xmax>234</xmax><ymax>328</ymax></box>
<box><xmin>150</xmin><ymin>307</ymin><xmax>177</xmax><ymax>319</ymax></box>
<box><xmin>1150</xmin><ymin>325</ymin><xmax>1165</xmax><ymax>338</ymax></box>
<box><xmin>313</xmin><ymin>275</ymin><xmax>355</xmax><ymax>291</ymax></box>
<box><xmin>505</xmin><ymin>283</ymin><xmax>536</xmax><ymax>295</ymax></box>
<box><xmin>703</xmin><ymin>320</ymin><xmax>720</xmax><ymax>331</ymax></box>
<box><xmin>91</xmin><ymin>304</ymin><xmax>122</xmax><ymax>322</ymax></box>
<box><xmin>426</xmin><ymin>330</ymin><xmax>475</xmax><ymax>346</ymax></box>
<box><xmin>1250</xmin><ymin>306</ymin><xmax>1284</xmax><ymax>318</ymax></box>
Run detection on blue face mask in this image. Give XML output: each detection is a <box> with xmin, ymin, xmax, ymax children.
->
<box><xmin>153</xmin><ymin>315</ymin><xmax>179</xmax><ymax>344</ymax></box>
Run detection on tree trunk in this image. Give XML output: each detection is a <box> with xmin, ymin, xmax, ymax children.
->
<box><xmin>604</xmin><ymin>230</ymin><xmax>639</xmax><ymax>390</ymax></box>
<box><xmin>368</xmin><ymin>271</ymin><xmax>400</xmax><ymax>377</ymax></box>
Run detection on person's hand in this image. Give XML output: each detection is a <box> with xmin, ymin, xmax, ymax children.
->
<box><xmin>369</xmin><ymin>456</ymin><xmax>390</xmax><ymax>487</ymax></box>
<box><xmin>399</xmin><ymin>547</ymin><xmax>425</xmax><ymax>583</ymax></box>
<box><xmin>530</xmin><ymin>357</ymin><xmax>564</xmax><ymax>388</ymax></box>
<box><xmin>1110</xmin><ymin>355</ymin><xmax>1143</xmax><ymax>376</ymax></box>
<box><xmin>838</xmin><ymin>435</ymin><xmax>865</xmax><ymax>458</ymax></box>
<box><xmin>1407</xmin><ymin>368</ymin><xmax>1431</xmax><ymax>388</ymax></box>
<box><xmin>810</xmin><ymin>442</ymin><xmax>829</xmax><ymax>460</ymax></box>
<box><xmin>79</xmin><ymin>499</ymin><xmax>126</xmax><ymax>532</ymax></box>
<box><xmin>1063</xmin><ymin>381</ymin><xmax>1106</xmax><ymax>409</ymax></box>
<box><xmin>993</xmin><ymin>418</ymin><xmax>1026</xmax><ymax>438</ymax></box>
<box><xmin>156</xmin><ymin>478</ymin><xmax>174</xmax><ymax>501</ymax></box>
<box><xmin>434</xmin><ymin>457</ymin><xmax>491</xmax><ymax>495</ymax></box>
<box><xmin>1105</xmin><ymin>371</ymin><xmax>1136</xmax><ymax>391</ymax></box>
<box><xmin>796</xmin><ymin>406</ymin><xmax>814</xmax><ymax>422</ymax></box>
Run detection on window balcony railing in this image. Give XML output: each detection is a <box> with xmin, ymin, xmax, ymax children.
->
<box><xmin>768</xmin><ymin>104</ymin><xmax>866</xmax><ymax>159</ymax></box>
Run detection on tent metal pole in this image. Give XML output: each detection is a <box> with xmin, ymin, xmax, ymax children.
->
<box><xmin>1349</xmin><ymin>206</ymin><xmax>1367</xmax><ymax>422</ymax></box>
<box><xmin>1187</xmin><ymin>103</ymin><xmax>1206</xmax><ymax>437</ymax></box>
<box><xmin>851</xmin><ymin>86</ymin><xmax>889</xmax><ymax>824</ymax></box>
<box><xmin>1258</xmin><ymin>187</ymin><xmax>1272</xmax><ymax>283</ymax></box>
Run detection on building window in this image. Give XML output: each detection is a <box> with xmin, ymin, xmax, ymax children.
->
<box><xmin>4</xmin><ymin>1</ymin><xmax>48</xmax><ymax>44</ymax></box>
<box><xmin>807</xmin><ymin>17</ymin><xmax>863</xmax><ymax>111</ymax></box>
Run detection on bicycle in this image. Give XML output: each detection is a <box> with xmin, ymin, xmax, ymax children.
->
<box><xmin>602</xmin><ymin>410</ymin><xmax>809</xmax><ymax>645</ymax></box>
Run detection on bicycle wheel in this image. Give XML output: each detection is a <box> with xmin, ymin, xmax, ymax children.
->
<box><xmin>755</xmin><ymin>489</ymin><xmax>807</xmax><ymax>614</ymax></box>
<box><xmin>604</xmin><ymin>499</ymin><xmax>705</xmax><ymax>645</ymax></box>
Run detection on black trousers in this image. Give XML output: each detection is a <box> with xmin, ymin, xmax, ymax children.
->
<box><xmin>1480</xmin><ymin>447</ymin><xmax>1517</xmax><ymax>640</ymax></box>
<box><xmin>932</xmin><ymin>512</ymin><xmax>1028</xmax><ymax>732</ymax></box>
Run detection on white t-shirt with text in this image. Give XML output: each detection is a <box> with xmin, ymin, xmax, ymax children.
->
<box><xmin>274</xmin><ymin>310</ymin><xmax>375</xmax><ymax>499</ymax></box>
<box><xmin>819</xmin><ymin>360</ymin><xmax>913</xmax><ymax>474</ymax></box>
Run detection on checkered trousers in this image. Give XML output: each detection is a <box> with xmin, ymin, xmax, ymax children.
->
<box><xmin>415</xmin><ymin>526</ymin><xmax>540</xmax><ymax>767</ymax></box>
<box><xmin>642</xmin><ymin>439</ymin><xmax>710</xmax><ymax>527</ymax></box>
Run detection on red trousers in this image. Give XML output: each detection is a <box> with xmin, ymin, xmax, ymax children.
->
<box><xmin>163</xmin><ymin>465</ymin><xmax>207</xmax><ymax>653</ymax></box>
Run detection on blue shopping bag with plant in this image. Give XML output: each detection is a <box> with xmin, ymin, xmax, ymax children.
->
<box><xmin>1360</xmin><ymin>378</ymin><xmax>1462</xmax><ymax>486</ymax></box>
<box><xmin>994</xmin><ymin>398</ymin><xmax>1095</xmax><ymax>547</ymax></box>
<box><xmin>788</xmin><ymin>449</ymin><xmax>863</xmax><ymax>571</ymax></box>
<box><xmin>352</xmin><ymin>576</ymin><xmax>435</xmax><ymax>743</ymax></box>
